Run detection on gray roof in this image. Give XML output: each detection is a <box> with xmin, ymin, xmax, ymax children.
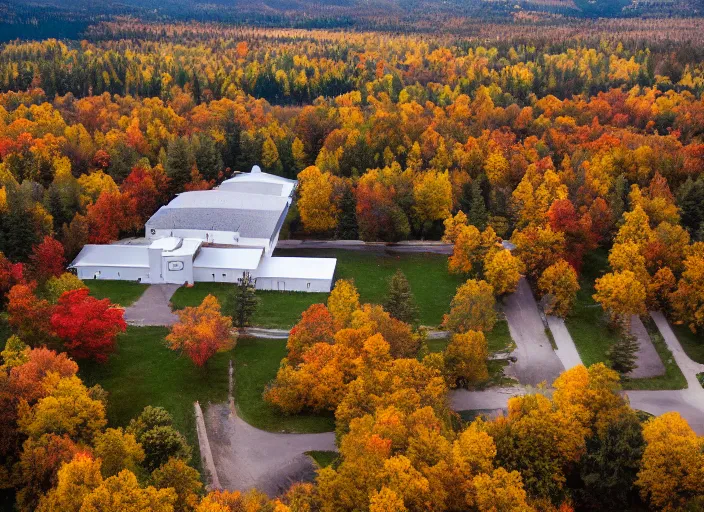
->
<box><xmin>146</xmin><ymin>207</ymin><xmax>284</xmax><ymax>239</ymax></box>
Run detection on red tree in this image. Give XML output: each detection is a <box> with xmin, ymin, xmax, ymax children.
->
<box><xmin>7</xmin><ymin>284</ymin><xmax>55</xmax><ymax>346</ymax></box>
<box><xmin>0</xmin><ymin>251</ymin><xmax>25</xmax><ymax>304</ymax></box>
<box><xmin>121</xmin><ymin>164</ymin><xmax>171</xmax><ymax>224</ymax></box>
<box><xmin>50</xmin><ymin>288</ymin><xmax>127</xmax><ymax>363</ymax></box>
<box><xmin>548</xmin><ymin>199</ymin><xmax>597</xmax><ymax>272</ymax></box>
<box><xmin>29</xmin><ymin>236</ymin><xmax>66</xmax><ymax>283</ymax></box>
<box><xmin>86</xmin><ymin>191</ymin><xmax>140</xmax><ymax>244</ymax></box>
<box><xmin>286</xmin><ymin>303</ymin><xmax>336</xmax><ymax>364</ymax></box>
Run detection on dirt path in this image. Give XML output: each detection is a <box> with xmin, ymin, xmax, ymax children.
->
<box><xmin>123</xmin><ymin>284</ymin><xmax>179</xmax><ymax>326</ymax></box>
<box><xmin>503</xmin><ymin>278</ymin><xmax>564</xmax><ymax>386</ymax></box>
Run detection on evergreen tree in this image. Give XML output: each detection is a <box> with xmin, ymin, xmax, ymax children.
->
<box><xmin>578</xmin><ymin>409</ymin><xmax>645</xmax><ymax>510</ymax></box>
<box><xmin>0</xmin><ymin>189</ymin><xmax>40</xmax><ymax>261</ymax></box>
<box><xmin>193</xmin><ymin>134</ymin><xmax>223</xmax><ymax>182</ymax></box>
<box><xmin>231</xmin><ymin>272</ymin><xmax>259</xmax><ymax>328</ymax></box>
<box><xmin>165</xmin><ymin>137</ymin><xmax>193</xmax><ymax>192</ymax></box>
<box><xmin>677</xmin><ymin>177</ymin><xmax>704</xmax><ymax>234</ymax></box>
<box><xmin>191</xmin><ymin>73</ymin><xmax>201</xmax><ymax>105</ymax></box>
<box><xmin>382</xmin><ymin>269</ymin><xmax>419</xmax><ymax>324</ymax></box>
<box><xmin>608</xmin><ymin>320</ymin><xmax>639</xmax><ymax>375</ymax></box>
<box><xmin>468</xmin><ymin>179</ymin><xmax>489</xmax><ymax>229</ymax></box>
<box><xmin>46</xmin><ymin>185</ymin><xmax>69</xmax><ymax>233</ymax></box>
<box><xmin>335</xmin><ymin>187</ymin><xmax>358</xmax><ymax>240</ymax></box>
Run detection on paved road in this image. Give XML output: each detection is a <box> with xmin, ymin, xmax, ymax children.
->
<box><xmin>241</xmin><ymin>326</ymin><xmax>451</xmax><ymax>340</ymax></box>
<box><xmin>203</xmin><ymin>403</ymin><xmax>335</xmax><ymax>496</ymax></box>
<box><xmin>503</xmin><ymin>278</ymin><xmax>564</xmax><ymax>386</ymax></box>
<box><xmin>628</xmin><ymin>314</ymin><xmax>665</xmax><ymax>378</ymax></box>
<box><xmin>450</xmin><ymin>387</ymin><xmax>527</xmax><ymax>411</ymax></box>
<box><xmin>123</xmin><ymin>284</ymin><xmax>180</xmax><ymax>326</ymax></box>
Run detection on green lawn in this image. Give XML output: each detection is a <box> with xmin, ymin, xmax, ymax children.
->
<box><xmin>306</xmin><ymin>450</ymin><xmax>338</xmax><ymax>468</ymax></box>
<box><xmin>233</xmin><ymin>337</ymin><xmax>335</xmax><ymax>433</ymax></box>
<box><xmin>84</xmin><ymin>280</ymin><xmax>148</xmax><ymax>307</ymax></box>
<box><xmin>79</xmin><ymin>326</ymin><xmax>232</xmax><ymax>466</ymax></box>
<box><xmin>171</xmin><ymin>249</ymin><xmax>464</xmax><ymax>329</ymax></box>
<box><xmin>426</xmin><ymin>318</ymin><xmax>513</xmax><ymax>354</ymax></box>
<box><xmin>671</xmin><ymin>323</ymin><xmax>704</xmax><ymax>364</ymax></box>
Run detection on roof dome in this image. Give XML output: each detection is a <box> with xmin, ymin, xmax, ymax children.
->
<box><xmin>251</xmin><ymin>165</ymin><xmax>262</xmax><ymax>173</ymax></box>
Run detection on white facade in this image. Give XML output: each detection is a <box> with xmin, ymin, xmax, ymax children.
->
<box><xmin>69</xmin><ymin>166</ymin><xmax>337</xmax><ymax>292</ymax></box>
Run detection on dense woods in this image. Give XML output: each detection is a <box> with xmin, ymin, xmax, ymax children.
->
<box><xmin>1</xmin><ymin>12</ymin><xmax>704</xmax><ymax>512</ymax></box>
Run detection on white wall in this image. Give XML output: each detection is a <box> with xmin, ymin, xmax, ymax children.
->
<box><xmin>254</xmin><ymin>277</ymin><xmax>332</xmax><ymax>293</ymax></box>
<box><xmin>193</xmin><ymin>267</ymin><xmax>250</xmax><ymax>283</ymax></box>
<box><xmin>162</xmin><ymin>255</ymin><xmax>194</xmax><ymax>285</ymax></box>
<box><xmin>76</xmin><ymin>266</ymin><xmax>150</xmax><ymax>283</ymax></box>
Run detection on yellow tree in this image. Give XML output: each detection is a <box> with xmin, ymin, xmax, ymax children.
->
<box><xmin>483</xmin><ymin>249</ymin><xmax>524</xmax><ymax>295</ymax></box>
<box><xmin>80</xmin><ymin>469</ymin><xmax>176</xmax><ymax>512</ymax></box>
<box><xmin>297</xmin><ymin>165</ymin><xmax>338</xmax><ymax>233</ymax></box>
<box><xmin>538</xmin><ymin>260</ymin><xmax>580</xmax><ymax>318</ymax></box>
<box><xmin>593</xmin><ymin>270</ymin><xmax>647</xmax><ymax>324</ymax></box>
<box><xmin>444</xmin><ymin>331</ymin><xmax>489</xmax><ymax>387</ymax></box>
<box><xmin>93</xmin><ymin>428</ymin><xmax>145</xmax><ymax>478</ymax></box>
<box><xmin>412</xmin><ymin>170</ymin><xmax>452</xmax><ymax>231</ymax></box>
<box><xmin>442</xmin><ymin>279</ymin><xmax>496</xmax><ymax>333</ymax></box>
<box><xmin>484</xmin><ymin>151</ymin><xmax>509</xmax><ymax>187</ymax></box>
<box><xmin>671</xmin><ymin>251</ymin><xmax>704</xmax><ymax>332</ymax></box>
<box><xmin>511</xmin><ymin>225</ymin><xmax>566</xmax><ymax>282</ymax></box>
<box><xmin>449</xmin><ymin>225</ymin><xmax>497</xmax><ymax>275</ymax></box>
<box><xmin>614</xmin><ymin>205</ymin><xmax>654</xmax><ymax>246</ymax></box>
<box><xmin>165</xmin><ymin>295</ymin><xmax>236</xmax><ymax>367</ymax></box>
<box><xmin>636</xmin><ymin>412</ymin><xmax>704</xmax><ymax>510</ymax></box>
<box><xmin>327</xmin><ymin>279</ymin><xmax>360</xmax><ymax>329</ymax></box>
<box><xmin>441</xmin><ymin>210</ymin><xmax>468</xmax><ymax>244</ymax></box>
<box><xmin>36</xmin><ymin>454</ymin><xmax>103</xmax><ymax>512</ymax></box>
<box><xmin>472</xmin><ymin>468</ymin><xmax>534</xmax><ymax>512</ymax></box>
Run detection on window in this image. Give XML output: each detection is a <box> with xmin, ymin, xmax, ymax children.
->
<box><xmin>307</xmin><ymin>282</ymin><xmax>311</xmax><ymax>289</ymax></box>
<box><xmin>222</xmin><ymin>273</ymin><xmax>227</xmax><ymax>278</ymax></box>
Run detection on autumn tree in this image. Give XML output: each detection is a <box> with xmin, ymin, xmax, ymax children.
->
<box><xmin>286</xmin><ymin>303</ymin><xmax>335</xmax><ymax>365</ymax></box>
<box><xmin>327</xmin><ymin>279</ymin><xmax>360</xmax><ymax>329</ymax></box>
<box><xmin>473</xmin><ymin>468</ymin><xmax>534</xmax><ymax>512</ymax></box>
<box><xmin>166</xmin><ymin>294</ymin><xmax>236</xmax><ymax>367</ymax></box>
<box><xmin>382</xmin><ymin>270</ymin><xmax>419</xmax><ymax>325</ymax></box>
<box><xmin>483</xmin><ymin>249</ymin><xmax>523</xmax><ymax>295</ymax></box>
<box><xmin>80</xmin><ymin>470</ymin><xmax>176</xmax><ymax>512</ymax></box>
<box><xmin>51</xmin><ymin>288</ymin><xmax>126</xmax><ymax>362</ymax></box>
<box><xmin>538</xmin><ymin>260</ymin><xmax>579</xmax><ymax>317</ymax></box>
<box><xmin>151</xmin><ymin>458</ymin><xmax>202</xmax><ymax>512</ymax></box>
<box><xmin>36</xmin><ymin>453</ymin><xmax>103</xmax><ymax>512</ymax></box>
<box><xmin>636</xmin><ymin>412</ymin><xmax>704</xmax><ymax>510</ymax></box>
<box><xmin>297</xmin><ymin>165</ymin><xmax>338</xmax><ymax>233</ymax></box>
<box><xmin>443</xmin><ymin>279</ymin><xmax>496</xmax><ymax>333</ymax></box>
<box><xmin>444</xmin><ymin>330</ymin><xmax>489</xmax><ymax>387</ymax></box>
<box><xmin>28</xmin><ymin>236</ymin><xmax>65</xmax><ymax>283</ymax></box>
<box><xmin>93</xmin><ymin>427</ymin><xmax>145</xmax><ymax>478</ymax></box>
<box><xmin>593</xmin><ymin>270</ymin><xmax>647</xmax><ymax>325</ymax></box>
<box><xmin>512</xmin><ymin>225</ymin><xmax>566</xmax><ymax>282</ymax></box>
<box><xmin>7</xmin><ymin>283</ymin><xmax>56</xmax><ymax>347</ymax></box>
<box><xmin>671</xmin><ymin>248</ymin><xmax>704</xmax><ymax>332</ymax></box>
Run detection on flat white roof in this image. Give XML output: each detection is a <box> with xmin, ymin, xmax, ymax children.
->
<box><xmin>149</xmin><ymin>237</ymin><xmax>182</xmax><ymax>251</ymax></box>
<box><xmin>162</xmin><ymin>238</ymin><xmax>202</xmax><ymax>257</ymax></box>
<box><xmin>254</xmin><ymin>256</ymin><xmax>337</xmax><ymax>281</ymax></box>
<box><xmin>193</xmin><ymin>247</ymin><xmax>263</xmax><ymax>270</ymax></box>
<box><xmin>166</xmin><ymin>190</ymin><xmax>288</xmax><ymax>212</ymax></box>
<box><xmin>70</xmin><ymin>245</ymin><xmax>150</xmax><ymax>268</ymax></box>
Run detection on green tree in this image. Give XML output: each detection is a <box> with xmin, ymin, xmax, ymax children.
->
<box><xmin>166</xmin><ymin>137</ymin><xmax>194</xmax><ymax>192</ymax></box>
<box><xmin>382</xmin><ymin>269</ymin><xmax>419</xmax><ymax>325</ymax></box>
<box><xmin>468</xmin><ymin>178</ymin><xmax>489</xmax><ymax>230</ymax></box>
<box><xmin>608</xmin><ymin>320</ymin><xmax>639</xmax><ymax>376</ymax></box>
<box><xmin>335</xmin><ymin>187</ymin><xmax>358</xmax><ymax>240</ymax></box>
<box><xmin>193</xmin><ymin>134</ymin><xmax>223</xmax><ymax>183</ymax></box>
<box><xmin>230</xmin><ymin>272</ymin><xmax>259</xmax><ymax>328</ymax></box>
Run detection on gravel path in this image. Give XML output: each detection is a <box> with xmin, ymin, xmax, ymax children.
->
<box><xmin>503</xmin><ymin>278</ymin><xmax>564</xmax><ymax>386</ymax></box>
<box><xmin>123</xmin><ymin>284</ymin><xmax>180</xmax><ymax>326</ymax></box>
<box><xmin>628</xmin><ymin>314</ymin><xmax>666</xmax><ymax>378</ymax></box>
<box><xmin>203</xmin><ymin>403</ymin><xmax>335</xmax><ymax>496</ymax></box>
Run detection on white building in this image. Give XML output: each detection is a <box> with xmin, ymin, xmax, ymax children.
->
<box><xmin>69</xmin><ymin>166</ymin><xmax>337</xmax><ymax>292</ymax></box>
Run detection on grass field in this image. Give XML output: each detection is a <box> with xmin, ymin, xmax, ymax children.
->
<box><xmin>84</xmin><ymin>280</ymin><xmax>148</xmax><ymax>307</ymax></box>
<box><xmin>426</xmin><ymin>318</ymin><xmax>513</xmax><ymax>354</ymax></box>
<box><xmin>306</xmin><ymin>450</ymin><xmax>338</xmax><ymax>468</ymax></box>
<box><xmin>171</xmin><ymin>249</ymin><xmax>464</xmax><ymax>329</ymax></box>
<box><xmin>671</xmin><ymin>323</ymin><xmax>704</xmax><ymax>364</ymax></box>
<box><xmin>79</xmin><ymin>326</ymin><xmax>232</xmax><ymax>467</ymax></box>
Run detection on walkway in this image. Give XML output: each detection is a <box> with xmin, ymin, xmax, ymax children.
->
<box><xmin>503</xmin><ymin>278</ymin><xmax>564</xmax><ymax>386</ymax></box>
<box><xmin>547</xmin><ymin>315</ymin><xmax>582</xmax><ymax>370</ymax></box>
<box><xmin>123</xmin><ymin>284</ymin><xmax>180</xmax><ymax>326</ymax></box>
<box><xmin>628</xmin><ymin>314</ymin><xmax>665</xmax><ymax>378</ymax></box>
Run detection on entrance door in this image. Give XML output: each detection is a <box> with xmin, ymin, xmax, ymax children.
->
<box><xmin>277</xmin><ymin>281</ymin><xmax>285</xmax><ymax>291</ymax></box>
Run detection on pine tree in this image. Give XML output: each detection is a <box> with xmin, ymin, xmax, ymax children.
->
<box><xmin>382</xmin><ymin>269</ymin><xmax>419</xmax><ymax>325</ymax></box>
<box><xmin>165</xmin><ymin>137</ymin><xmax>193</xmax><ymax>193</ymax></box>
<box><xmin>231</xmin><ymin>272</ymin><xmax>259</xmax><ymax>328</ymax></box>
<box><xmin>193</xmin><ymin>134</ymin><xmax>223</xmax><ymax>182</ymax></box>
<box><xmin>335</xmin><ymin>187</ymin><xmax>358</xmax><ymax>240</ymax></box>
<box><xmin>468</xmin><ymin>179</ymin><xmax>489</xmax><ymax>230</ymax></box>
<box><xmin>608</xmin><ymin>319</ymin><xmax>639</xmax><ymax>375</ymax></box>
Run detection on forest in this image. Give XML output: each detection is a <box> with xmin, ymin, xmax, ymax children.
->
<box><xmin>1</xmin><ymin>10</ymin><xmax>704</xmax><ymax>512</ymax></box>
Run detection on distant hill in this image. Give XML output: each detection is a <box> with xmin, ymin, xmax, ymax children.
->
<box><xmin>0</xmin><ymin>0</ymin><xmax>701</xmax><ymax>42</ymax></box>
